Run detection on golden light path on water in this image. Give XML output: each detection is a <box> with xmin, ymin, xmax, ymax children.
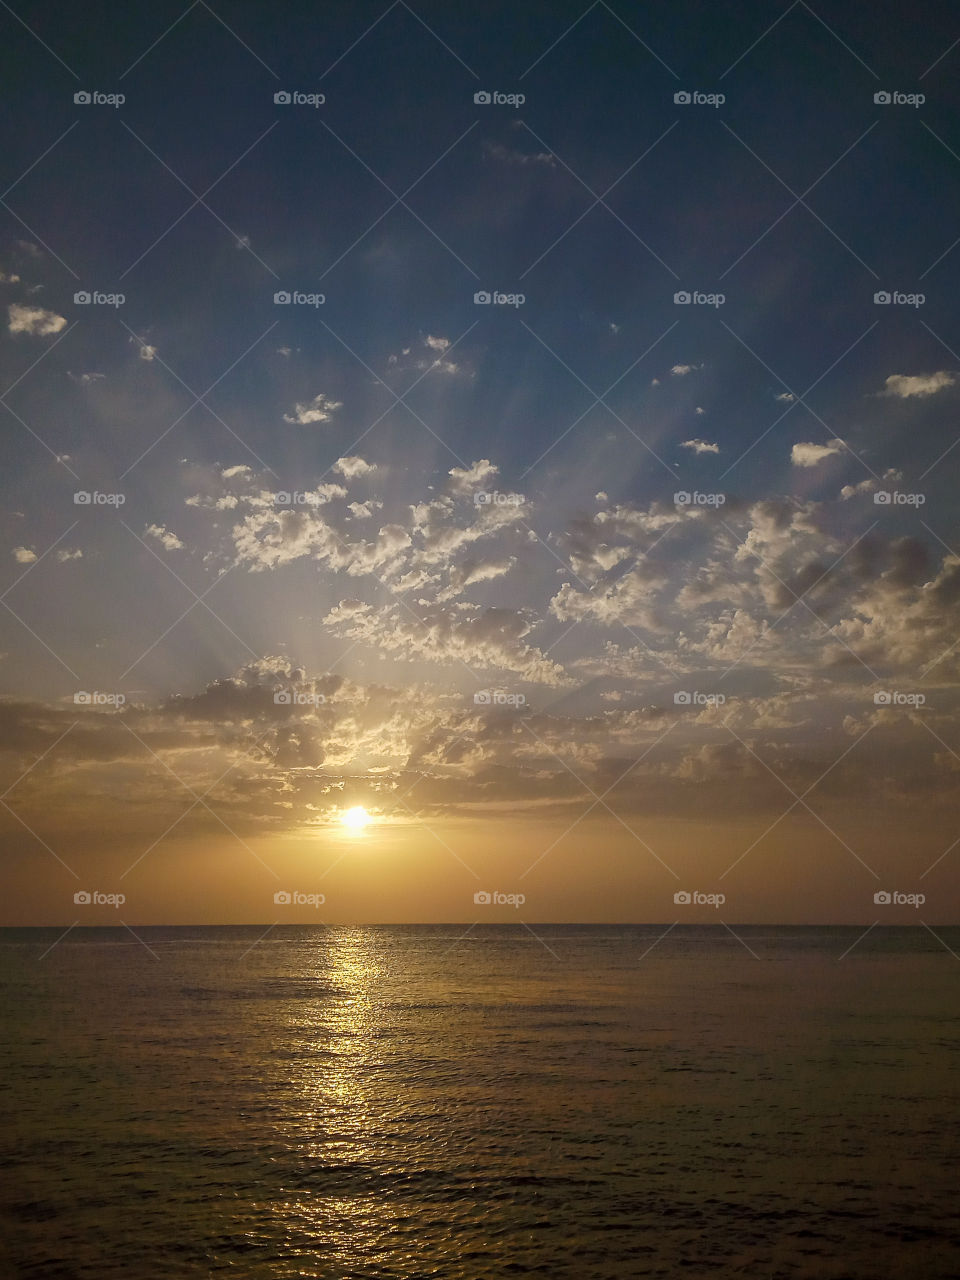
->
<box><xmin>266</xmin><ymin>930</ymin><xmax>414</xmax><ymax>1274</ymax></box>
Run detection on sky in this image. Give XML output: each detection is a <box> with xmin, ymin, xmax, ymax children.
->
<box><xmin>1</xmin><ymin>0</ymin><xmax>960</xmax><ymax>928</ymax></box>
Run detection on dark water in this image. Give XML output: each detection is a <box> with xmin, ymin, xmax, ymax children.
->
<box><xmin>1</xmin><ymin>925</ymin><xmax>959</xmax><ymax>1278</ymax></box>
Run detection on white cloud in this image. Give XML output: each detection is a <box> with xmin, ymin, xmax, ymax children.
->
<box><xmin>333</xmin><ymin>456</ymin><xmax>376</xmax><ymax>479</ymax></box>
<box><xmin>348</xmin><ymin>501</ymin><xmax>381</xmax><ymax>519</ymax></box>
<box><xmin>775</xmin><ymin>391</ymin><xmax>796</xmax><ymax>403</ymax></box>
<box><xmin>448</xmin><ymin>460</ymin><xmax>498</xmax><ymax>493</ymax></box>
<box><xmin>424</xmin><ymin>335</ymin><xmax>450</xmax><ymax>352</ymax></box>
<box><xmin>680</xmin><ymin>438</ymin><xmax>719</xmax><ymax>455</ymax></box>
<box><xmin>880</xmin><ymin>372</ymin><xmax>955</xmax><ymax>399</ymax></box>
<box><xmin>145</xmin><ymin>524</ymin><xmax>185</xmax><ymax>551</ymax></box>
<box><xmin>0</xmin><ymin>269</ymin><xmax>21</xmax><ymax>283</ymax></box>
<box><xmin>12</xmin><ymin>547</ymin><xmax>36</xmax><ymax>563</ymax></box>
<box><xmin>283</xmin><ymin>392</ymin><xmax>343</xmax><ymax>425</ymax></box>
<box><xmin>68</xmin><ymin>371</ymin><xmax>105</xmax><ymax>386</ymax></box>
<box><xmin>840</xmin><ymin>470</ymin><xmax>901</xmax><ymax>500</ymax></box>
<box><xmin>670</xmin><ymin>363</ymin><xmax>699</xmax><ymax>377</ymax></box>
<box><xmin>7</xmin><ymin>304</ymin><xmax>66</xmax><ymax>337</ymax></box>
<box><xmin>790</xmin><ymin>439</ymin><xmax>845</xmax><ymax>467</ymax></box>
<box><xmin>139</xmin><ymin>344</ymin><xmax>157</xmax><ymax>361</ymax></box>
<box><xmin>56</xmin><ymin>548</ymin><xmax>82</xmax><ymax>562</ymax></box>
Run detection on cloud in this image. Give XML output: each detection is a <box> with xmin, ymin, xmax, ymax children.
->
<box><xmin>333</xmin><ymin>456</ymin><xmax>376</xmax><ymax>479</ymax></box>
<box><xmin>68</xmin><ymin>371</ymin><xmax>105</xmax><ymax>386</ymax></box>
<box><xmin>12</xmin><ymin>547</ymin><xmax>36</xmax><ymax>564</ymax></box>
<box><xmin>840</xmin><ymin>470</ymin><xmax>902</xmax><ymax>500</ymax></box>
<box><xmin>145</xmin><ymin>524</ymin><xmax>185</xmax><ymax>551</ymax></box>
<box><xmin>790</xmin><ymin>439</ymin><xmax>845</xmax><ymax>467</ymax></box>
<box><xmin>56</xmin><ymin>548</ymin><xmax>83</xmax><ymax>562</ymax></box>
<box><xmin>775</xmin><ymin>391</ymin><xmax>796</xmax><ymax>403</ymax></box>
<box><xmin>139</xmin><ymin>344</ymin><xmax>157</xmax><ymax>361</ymax></box>
<box><xmin>880</xmin><ymin>372</ymin><xmax>955</xmax><ymax>399</ymax></box>
<box><xmin>448</xmin><ymin>460</ymin><xmax>498</xmax><ymax>493</ymax></box>
<box><xmin>0</xmin><ymin>269</ymin><xmax>21</xmax><ymax>284</ymax></box>
<box><xmin>7</xmin><ymin>304</ymin><xmax>66</xmax><ymax>336</ymax></box>
<box><xmin>670</xmin><ymin>363</ymin><xmax>700</xmax><ymax>377</ymax></box>
<box><xmin>483</xmin><ymin>140</ymin><xmax>556</xmax><ymax>167</ymax></box>
<box><xmin>348</xmin><ymin>501</ymin><xmax>381</xmax><ymax>519</ymax></box>
<box><xmin>680</xmin><ymin>438</ymin><xmax>719</xmax><ymax>455</ymax></box>
<box><xmin>283</xmin><ymin>392</ymin><xmax>343</xmax><ymax>424</ymax></box>
<box><xmin>390</xmin><ymin>334</ymin><xmax>465</xmax><ymax>377</ymax></box>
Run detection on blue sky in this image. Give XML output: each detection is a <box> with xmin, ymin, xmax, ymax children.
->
<box><xmin>2</xmin><ymin>0</ymin><xmax>960</xmax><ymax>924</ymax></box>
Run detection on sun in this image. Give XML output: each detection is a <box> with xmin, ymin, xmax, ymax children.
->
<box><xmin>340</xmin><ymin>805</ymin><xmax>371</xmax><ymax>832</ymax></box>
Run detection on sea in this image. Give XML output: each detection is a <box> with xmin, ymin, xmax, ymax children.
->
<box><xmin>1</xmin><ymin>924</ymin><xmax>958</xmax><ymax>1278</ymax></box>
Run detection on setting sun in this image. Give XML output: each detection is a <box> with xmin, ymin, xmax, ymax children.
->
<box><xmin>340</xmin><ymin>806</ymin><xmax>371</xmax><ymax>832</ymax></box>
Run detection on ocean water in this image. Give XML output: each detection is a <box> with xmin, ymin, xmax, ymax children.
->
<box><xmin>1</xmin><ymin>924</ymin><xmax>958</xmax><ymax>1279</ymax></box>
